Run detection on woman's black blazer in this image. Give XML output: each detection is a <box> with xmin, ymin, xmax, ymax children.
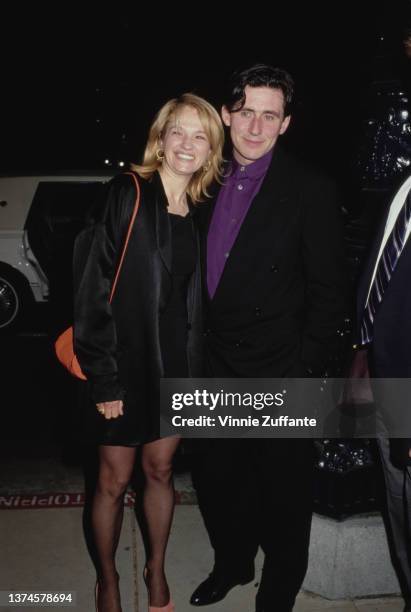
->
<box><xmin>73</xmin><ymin>171</ymin><xmax>203</xmax><ymax>445</ymax></box>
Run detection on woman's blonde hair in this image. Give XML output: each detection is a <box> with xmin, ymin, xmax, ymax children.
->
<box><xmin>132</xmin><ymin>93</ymin><xmax>224</xmax><ymax>202</ymax></box>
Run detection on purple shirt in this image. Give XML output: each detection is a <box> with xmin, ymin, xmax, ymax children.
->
<box><xmin>207</xmin><ymin>149</ymin><xmax>273</xmax><ymax>298</ymax></box>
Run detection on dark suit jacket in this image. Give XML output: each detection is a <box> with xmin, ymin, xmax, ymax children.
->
<box><xmin>356</xmin><ymin>174</ymin><xmax>411</xmax><ymax>462</ymax></box>
<box><xmin>203</xmin><ymin>146</ymin><xmax>348</xmax><ymax>378</ymax></box>
<box><xmin>73</xmin><ymin>171</ymin><xmax>203</xmax><ymax>444</ymax></box>
<box><xmin>356</xmin><ymin>173</ymin><xmax>411</xmax><ymax>377</ymax></box>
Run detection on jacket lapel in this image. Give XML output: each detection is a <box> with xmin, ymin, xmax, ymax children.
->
<box><xmin>356</xmin><ymin>174</ymin><xmax>411</xmax><ymax>325</ymax></box>
<box><xmin>152</xmin><ymin>172</ymin><xmax>172</xmax><ymax>274</ymax></box>
<box><xmin>356</xmin><ymin>215</ymin><xmax>387</xmax><ymax>324</ymax></box>
<box><xmin>209</xmin><ymin>146</ymin><xmax>293</xmax><ymax>303</ymax></box>
<box><xmin>198</xmin><ymin>190</ymin><xmax>218</xmax><ymax>298</ymax></box>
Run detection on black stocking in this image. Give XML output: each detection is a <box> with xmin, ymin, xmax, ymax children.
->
<box><xmin>141</xmin><ymin>436</ymin><xmax>180</xmax><ymax>607</ymax></box>
<box><xmin>92</xmin><ymin>445</ymin><xmax>136</xmax><ymax>612</ymax></box>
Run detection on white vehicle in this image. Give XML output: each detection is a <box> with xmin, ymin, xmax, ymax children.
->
<box><xmin>0</xmin><ymin>173</ymin><xmax>112</xmax><ymax>332</ymax></box>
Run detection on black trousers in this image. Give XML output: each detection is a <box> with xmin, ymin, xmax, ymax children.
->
<box><xmin>191</xmin><ymin>438</ymin><xmax>315</xmax><ymax>610</ymax></box>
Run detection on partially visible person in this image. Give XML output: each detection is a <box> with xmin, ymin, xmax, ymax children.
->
<box><xmin>356</xmin><ymin>169</ymin><xmax>411</xmax><ymax>611</ymax></box>
<box><xmin>73</xmin><ymin>93</ymin><xmax>224</xmax><ymax>612</ymax></box>
<box><xmin>356</xmin><ymin>29</ymin><xmax>411</xmax><ymax>611</ymax></box>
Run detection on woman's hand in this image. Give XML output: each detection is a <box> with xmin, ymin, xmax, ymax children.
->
<box><xmin>96</xmin><ymin>400</ymin><xmax>124</xmax><ymax>419</ymax></box>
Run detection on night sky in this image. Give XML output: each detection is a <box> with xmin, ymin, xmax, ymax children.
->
<box><xmin>1</xmin><ymin>3</ymin><xmax>410</xmax><ymax>182</ymax></box>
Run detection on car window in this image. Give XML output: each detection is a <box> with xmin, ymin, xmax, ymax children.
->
<box><xmin>25</xmin><ymin>181</ymin><xmax>106</xmax><ymax>329</ymax></box>
<box><xmin>25</xmin><ymin>181</ymin><xmax>105</xmax><ymax>280</ymax></box>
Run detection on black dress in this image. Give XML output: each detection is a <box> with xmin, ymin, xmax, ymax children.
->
<box><xmin>160</xmin><ymin>212</ymin><xmax>197</xmax><ymax>378</ymax></box>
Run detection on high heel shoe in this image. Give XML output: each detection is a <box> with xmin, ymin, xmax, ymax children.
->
<box><xmin>94</xmin><ymin>581</ymin><xmax>99</xmax><ymax>612</ymax></box>
<box><xmin>143</xmin><ymin>567</ymin><xmax>175</xmax><ymax>612</ymax></box>
<box><xmin>147</xmin><ymin>601</ymin><xmax>174</xmax><ymax>612</ymax></box>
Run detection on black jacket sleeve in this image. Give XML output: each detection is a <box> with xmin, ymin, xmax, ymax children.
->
<box><xmin>301</xmin><ymin>176</ymin><xmax>349</xmax><ymax>375</ymax></box>
<box><xmin>73</xmin><ymin>173</ymin><xmax>136</xmax><ymax>403</ymax></box>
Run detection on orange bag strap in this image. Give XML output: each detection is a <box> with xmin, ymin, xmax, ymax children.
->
<box><xmin>108</xmin><ymin>172</ymin><xmax>141</xmax><ymax>303</ymax></box>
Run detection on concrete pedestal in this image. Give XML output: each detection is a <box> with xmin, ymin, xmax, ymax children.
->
<box><xmin>303</xmin><ymin>513</ymin><xmax>401</xmax><ymax>599</ymax></box>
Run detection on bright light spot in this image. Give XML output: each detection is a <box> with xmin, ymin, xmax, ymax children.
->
<box><xmin>104</xmin><ymin>159</ymin><xmax>110</xmax><ymax>165</ymax></box>
<box><xmin>118</xmin><ymin>161</ymin><xmax>125</xmax><ymax>167</ymax></box>
<box><xmin>401</xmin><ymin>110</ymin><xmax>409</xmax><ymax>120</ymax></box>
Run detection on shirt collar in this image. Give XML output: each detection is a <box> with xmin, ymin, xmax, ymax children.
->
<box><xmin>230</xmin><ymin>148</ymin><xmax>273</xmax><ymax>181</ymax></box>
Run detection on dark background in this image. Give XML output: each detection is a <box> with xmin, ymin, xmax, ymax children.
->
<box><xmin>1</xmin><ymin>3</ymin><xmax>410</xmax><ymax>184</ymax></box>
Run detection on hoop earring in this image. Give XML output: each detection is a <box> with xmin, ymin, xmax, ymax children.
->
<box><xmin>156</xmin><ymin>149</ymin><xmax>165</xmax><ymax>161</ymax></box>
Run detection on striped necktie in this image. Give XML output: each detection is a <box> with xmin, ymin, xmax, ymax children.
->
<box><xmin>361</xmin><ymin>189</ymin><xmax>411</xmax><ymax>345</ymax></box>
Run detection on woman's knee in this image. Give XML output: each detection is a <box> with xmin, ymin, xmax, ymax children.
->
<box><xmin>142</xmin><ymin>457</ymin><xmax>173</xmax><ymax>484</ymax></box>
<box><xmin>97</xmin><ymin>469</ymin><xmax>130</xmax><ymax>499</ymax></box>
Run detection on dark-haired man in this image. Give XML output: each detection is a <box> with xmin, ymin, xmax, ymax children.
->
<box><xmin>190</xmin><ymin>64</ymin><xmax>347</xmax><ymax>612</ymax></box>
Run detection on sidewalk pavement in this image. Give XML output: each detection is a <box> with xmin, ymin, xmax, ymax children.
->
<box><xmin>0</xmin><ymin>497</ymin><xmax>405</xmax><ymax>612</ymax></box>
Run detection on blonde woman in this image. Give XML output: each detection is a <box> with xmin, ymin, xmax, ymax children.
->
<box><xmin>74</xmin><ymin>94</ymin><xmax>224</xmax><ymax>612</ymax></box>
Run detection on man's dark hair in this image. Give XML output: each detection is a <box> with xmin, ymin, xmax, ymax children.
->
<box><xmin>224</xmin><ymin>63</ymin><xmax>294</xmax><ymax>117</ymax></box>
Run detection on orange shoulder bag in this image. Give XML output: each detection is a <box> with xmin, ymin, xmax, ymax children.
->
<box><xmin>54</xmin><ymin>172</ymin><xmax>141</xmax><ymax>380</ymax></box>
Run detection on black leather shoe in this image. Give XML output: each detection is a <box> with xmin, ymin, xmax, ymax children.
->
<box><xmin>255</xmin><ymin>596</ymin><xmax>293</xmax><ymax>612</ymax></box>
<box><xmin>190</xmin><ymin>569</ymin><xmax>254</xmax><ymax>606</ymax></box>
